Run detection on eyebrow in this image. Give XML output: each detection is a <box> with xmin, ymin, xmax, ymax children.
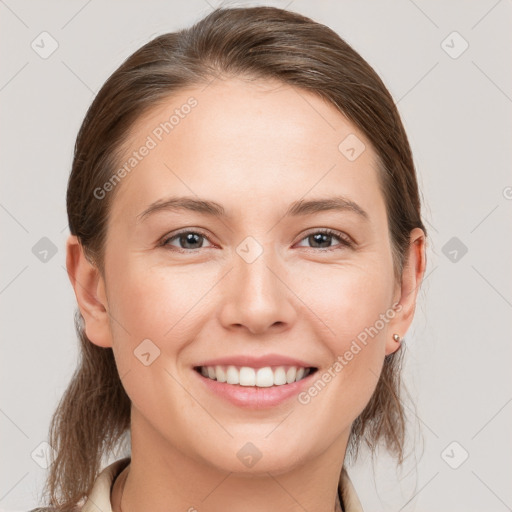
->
<box><xmin>137</xmin><ymin>195</ymin><xmax>370</xmax><ymax>222</ymax></box>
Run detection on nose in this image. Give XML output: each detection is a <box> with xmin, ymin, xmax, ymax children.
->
<box><xmin>219</xmin><ymin>246</ymin><xmax>297</xmax><ymax>335</ymax></box>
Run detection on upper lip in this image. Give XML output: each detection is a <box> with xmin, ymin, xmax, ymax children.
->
<box><xmin>194</xmin><ymin>353</ymin><xmax>317</xmax><ymax>369</ymax></box>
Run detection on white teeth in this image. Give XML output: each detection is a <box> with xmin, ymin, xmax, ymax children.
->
<box><xmin>198</xmin><ymin>365</ymin><xmax>312</xmax><ymax>387</ymax></box>
<box><xmin>255</xmin><ymin>367</ymin><xmax>274</xmax><ymax>387</ymax></box>
<box><xmin>273</xmin><ymin>367</ymin><xmax>287</xmax><ymax>385</ymax></box>
<box><xmin>226</xmin><ymin>365</ymin><xmax>239</xmax><ymax>384</ymax></box>
<box><xmin>215</xmin><ymin>365</ymin><xmax>227</xmax><ymax>383</ymax></box>
<box><xmin>286</xmin><ymin>366</ymin><xmax>296</xmax><ymax>384</ymax></box>
<box><xmin>239</xmin><ymin>367</ymin><xmax>256</xmax><ymax>386</ymax></box>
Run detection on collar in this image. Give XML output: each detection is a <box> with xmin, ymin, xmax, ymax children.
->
<box><xmin>82</xmin><ymin>457</ymin><xmax>364</xmax><ymax>512</ymax></box>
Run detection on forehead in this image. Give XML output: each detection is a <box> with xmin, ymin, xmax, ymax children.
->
<box><xmin>109</xmin><ymin>77</ymin><xmax>385</xmax><ymax>225</ymax></box>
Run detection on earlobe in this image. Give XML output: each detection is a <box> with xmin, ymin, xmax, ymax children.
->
<box><xmin>65</xmin><ymin>235</ymin><xmax>113</xmax><ymax>348</ymax></box>
<box><xmin>384</xmin><ymin>333</ymin><xmax>403</xmax><ymax>357</ymax></box>
<box><xmin>385</xmin><ymin>227</ymin><xmax>426</xmax><ymax>356</ymax></box>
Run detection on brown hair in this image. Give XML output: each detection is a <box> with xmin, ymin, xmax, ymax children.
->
<box><xmin>41</xmin><ymin>6</ymin><xmax>426</xmax><ymax>510</ymax></box>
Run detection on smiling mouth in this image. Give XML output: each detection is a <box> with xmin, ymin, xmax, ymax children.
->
<box><xmin>194</xmin><ymin>365</ymin><xmax>318</xmax><ymax>388</ymax></box>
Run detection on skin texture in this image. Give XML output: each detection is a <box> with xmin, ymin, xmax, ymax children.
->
<box><xmin>66</xmin><ymin>77</ymin><xmax>426</xmax><ymax>512</ymax></box>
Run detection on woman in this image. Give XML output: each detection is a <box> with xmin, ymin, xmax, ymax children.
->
<box><xmin>35</xmin><ymin>5</ymin><xmax>427</xmax><ymax>511</ymax></box>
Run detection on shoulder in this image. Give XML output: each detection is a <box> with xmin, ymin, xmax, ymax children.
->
<box><xmin>80</xmin><ymin>457</ymin><xmax>131</xmax><ymax>512</ymax></box>
<box><xmin>29</xmin><ymin>457</ymin><xmax>131</xmax><ymax>512</ymax></box>
<box><xmin>28</xmin><ymin>509</ymin><xmax>56</xmax><ymax>512</ymax></box>
<box><xmin>340</xmin><ymin>466</ymin><xmax>365</xmax><ymax>512</ymax></box>
<box><xmin>28</xmin><ymin>507</ymin><xmax>81</xmax><ymax>512</ymax></box>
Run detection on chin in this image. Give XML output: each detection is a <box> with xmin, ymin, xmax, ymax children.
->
<box><xmin>193</xmin><ymin>434</ymin><xmax>316</xmax><ymax>476</ymax></box>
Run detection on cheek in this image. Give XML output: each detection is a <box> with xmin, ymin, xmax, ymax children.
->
<box><xmin>104</xmin><ymin>261</ymin><xmax>210</xmax><ymax>421</ymax></box>
<box><xmin>294</xmin><ymin>258</ymin><xmax>394</xmax><ymax>409</ymax></box>
<box><xmin>108</xmin><ymin>257</ymin><xmax>210</xmax><ymax>336</ymax></box>
<box><xmin>297</xmin><ymin>256</ymin><xmax>395</xmax><ymax>347</ymax></box>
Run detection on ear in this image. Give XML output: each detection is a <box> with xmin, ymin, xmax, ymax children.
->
<box><xmin>65</xmin><ymin>235</ymin><xmax>113</xmax><ymax>348</ymax></box>
<box><xmin>385</xmin><ymin>227</ymin><xmax>426</xmax><ymax>356</ymax></box>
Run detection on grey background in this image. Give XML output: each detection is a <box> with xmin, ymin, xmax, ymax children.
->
<box><xmin>1</xmin><ymin>0</ymin><xmax>511</xmax><ymax>511</ymax></box>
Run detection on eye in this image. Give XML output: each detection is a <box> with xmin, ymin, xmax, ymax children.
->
<box><xmin>295</xmin><ymin>229</ymin><xmax>353</xmax><ymax>251</ymax></box>
<box><xmin>160</xmin><ymin>228</ymin><xmax>353</xmax><ymax>253</ymax></box>
<box><xmin>160</xmin><ymin>230</ymin><xmax>213</xmax><ymax>251</ymax></box>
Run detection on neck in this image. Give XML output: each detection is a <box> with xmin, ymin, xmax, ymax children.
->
<box><xmin>115</xmin><ymin>408</ymin><xmax>349</xmax><ymax>512</ymax></box>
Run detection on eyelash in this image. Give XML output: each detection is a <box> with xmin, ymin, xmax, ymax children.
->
<box><xmin>159</xmin><ymin>228</ymin><xmax>354</xmax><ymax>253</ymax></box>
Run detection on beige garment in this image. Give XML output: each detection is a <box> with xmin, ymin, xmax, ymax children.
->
<box><xmin>81</xmin><ymin>457</ymin><xmax>364</xmax><ymax>512</ymax></box>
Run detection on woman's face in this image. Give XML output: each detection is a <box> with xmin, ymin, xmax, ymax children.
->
<box><xmin>87</xmin><ymin>77</ymin><xmax>413</xmax><ymax>473</ymax></box>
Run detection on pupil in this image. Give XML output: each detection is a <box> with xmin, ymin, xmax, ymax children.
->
<box><xmin>311</xmin><ymin>233</ymin><xmax>330</xmax><ymax>248</ymax></box>
<box><xmin>178</xmin><ymin>233</ymin><xmax>333</xmax><ymax>250</ymax></box>
<box><xmin>182</xmin><ymin>233</ymin><xmax>201</xmax><ymax>249</ymax></box>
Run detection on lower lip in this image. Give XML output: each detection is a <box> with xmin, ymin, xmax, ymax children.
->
<box><xmin>193</xmin><ymin>369</ymin><xmax>316</xmax><ymax>409</ymax></box>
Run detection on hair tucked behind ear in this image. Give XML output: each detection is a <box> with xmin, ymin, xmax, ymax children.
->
<box><xmin>40</xmin><ymin>5</ymin><xmax>426</xmax><ymax>510</ymax></box>
<box><xmin>346</xmin><ymin>345</ymin><xmax>409</xmax><ymax>465</ymax></box>
<box><xmin>40</xmin><ymin>310</ymin><xmax>131</xmax><ymax>511</ymax></box>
